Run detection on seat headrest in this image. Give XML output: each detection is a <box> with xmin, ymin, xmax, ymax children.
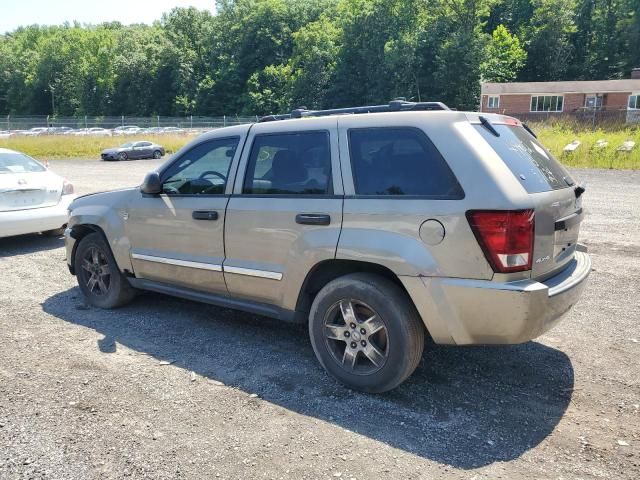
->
<box><xmin>272</xmin><ymin>150</ymin><xmax>306</xmax><ymax>184</ymax></box>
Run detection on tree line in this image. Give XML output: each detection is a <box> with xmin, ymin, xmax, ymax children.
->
<box><xmin>0</xmin><ymin>0</ymin><xmax>638</xmax><ymax>116</ymax></box>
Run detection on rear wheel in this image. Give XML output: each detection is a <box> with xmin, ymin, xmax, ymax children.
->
<box><xmin>309</xmin><ymin>273</ymin><xmax>424</xmax><ymax>393</ymax></box>
<box><xmin>153</xmin><ymin>150</ymin><xmax>162</xmax><ymax>159</ymax></box>
<box><xmin>74</xmin><ymin>232</ymin><xmax>135</xmax><ymax>308</ymax></box>
<box><xmin>118</xmin><ymin>152</ymin><xmax>128</xmax><ymax>161</ymax></box>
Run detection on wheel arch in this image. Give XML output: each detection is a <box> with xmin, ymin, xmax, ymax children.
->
<box><xmin>69</xmin><ymin>224</ymin><xmax>118</xmax><ymax>275</ymax></box>
<box><xmin>296</xmin><ymin>259</ymin><xmax>408</xmax><ymax>314</ymax></box>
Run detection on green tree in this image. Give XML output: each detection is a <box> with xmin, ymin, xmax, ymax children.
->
<box><xmin>481</xmin><ymin>24</ymin><xmax>527</xmax><ymax>82</ymax></box>
<box><xmin>520</xmin><ymin>0</ymin><xmax>577</xmax><ymax>80</ymax></box>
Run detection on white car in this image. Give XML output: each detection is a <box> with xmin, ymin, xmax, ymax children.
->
<box><xmin>73</xmin><ymin>127</ymin><xmax>112</xmax><ymax>137</ymax></box>
<box><xmin>0</xmin><ymin>148</ymin><xmax>76</xmax><ymax>238</ymax></box>
<box><xmin>23</xmin><ymin>127</ymin><xmax>49</xmax><ymax>137</ymax></box>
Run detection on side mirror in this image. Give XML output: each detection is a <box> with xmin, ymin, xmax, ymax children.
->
<box><xmin>141</xmin><ymin>171</ymin><xmax>162</xmax><ymax>195</ymax></box>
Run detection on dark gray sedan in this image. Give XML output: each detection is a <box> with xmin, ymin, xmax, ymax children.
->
<box><xmin>101</xmin><ymin>141</ymin><xmax>165</xmax><ymax>161</ymax></box>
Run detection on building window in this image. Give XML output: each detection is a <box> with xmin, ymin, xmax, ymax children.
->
<box><xmin>530</xmin><ymin>95</ymin><xmax>564</xmax><ymax>112</ymax></box>
<box><xmin>585</xmin><ymin>94</ymin><xmax>603</xmax><ymax>109</ymax></box>
<box><xmin>487</xmin><ymin>95</ymin><xmax>500</xmax><ymax>109</ymax></box>
<box><xmin>629</xmin><ymin>94</ymin><xmax>640</xmax><ymax>110</ymax></box>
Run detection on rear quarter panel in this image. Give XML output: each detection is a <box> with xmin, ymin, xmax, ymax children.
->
<box><xmin>335</xmin><ymin>112</ymin><xmax>533</xmax><ymax>280</ymax></box>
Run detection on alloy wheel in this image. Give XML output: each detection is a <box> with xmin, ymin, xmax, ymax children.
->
<box><xmin>80</xmin><ymin>246</ymin><xmax>111</xmax><ymax>296</ymax></box>
<box><xmin>323</xmin><ymin>299</ymin><xmax>389</xmax><ymax>375</ymax></box>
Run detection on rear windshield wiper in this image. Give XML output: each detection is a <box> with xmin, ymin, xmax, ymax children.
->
<box><xmin>522</xmin><ymin>123</ymin><xmax>537</xmax><ymax>139</ymax></box>
<box><xmin>479</xmin><ymin>116</ymin><xmax>500</xmax><ymax>137</ymax></box>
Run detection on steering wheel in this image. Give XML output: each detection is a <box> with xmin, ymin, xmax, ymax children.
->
<box><xmin>199</xmin><ymin>171</ymin><xmax>227</xmax><ymax>182</ymax></box>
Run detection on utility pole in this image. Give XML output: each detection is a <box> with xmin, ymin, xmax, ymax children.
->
<box><xmin>48</xmin><ymin>83</ymin><xmax>56</xmax><ymax>117</ymax></box>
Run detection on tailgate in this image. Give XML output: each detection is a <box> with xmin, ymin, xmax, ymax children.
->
<box><xmin>472</xmin><ymin>119</ymin><xmax>584</xmax><ymax>279</ymax></box>
<box><xmin>531</xmin><ymin>187</ymin><xmax>583</xmax><ymax>279</ymax></box>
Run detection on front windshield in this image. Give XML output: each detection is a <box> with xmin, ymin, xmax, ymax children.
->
<box><xmin>0</xmin><ymin>152</ymin><xmax>46</xmax><ymax>174</ymax></box>
<box><xmin>120</xmin><ymin>143</ymin><xmax>133</xmax><ymax>148</ymax></box>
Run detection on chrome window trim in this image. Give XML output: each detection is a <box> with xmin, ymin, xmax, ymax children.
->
<box><xmin>131</xmin><ymin>253</ymin><xmax>223</xmax><ymax>272</ymax></box>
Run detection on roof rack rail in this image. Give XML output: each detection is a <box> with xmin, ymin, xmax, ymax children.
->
<box><xmin>258</xmin><ymin>100</ymin><xmax>450</xmax><ymax>123</ymax></box>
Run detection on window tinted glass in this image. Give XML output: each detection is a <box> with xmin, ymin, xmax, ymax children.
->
<box><xmin>474</xmin><ymin>124</ymin><xmax>574</xmax><ymax>193</ymax></box>
<box><xmin>162</xmin><ymin>137</ymin><xmax>238</xmax><ymax>195</ymax></box>
<box><xmin>243</xmin><ymin>131</ymin><xmax>332</xmax><ymax>195</ymax></box>
<box><xmin>348</xmin><ymin>128</ymin><xmax>463</xmax><ymax>197</ymax></box>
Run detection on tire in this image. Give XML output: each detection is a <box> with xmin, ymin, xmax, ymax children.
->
<box><xmin>152</xmin><ymin>150</ymin><xmax>162</xmax><ymax>159</ymax></box>
<box><xmin>309</xmin><ymin>273</ymin><xmax>424</xmax><ymax>393</ymax></box>
<box><xmin>74</xmin><ymin>232</ymin><xmax>136</xmax><ymax>309</ymax></box>
<box><xmin>118</xmin><ymin>152</ymin><xmax>128</xmax><ymax>161</ymax></box>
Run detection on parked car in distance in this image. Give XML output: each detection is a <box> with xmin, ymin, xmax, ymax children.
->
<box><xmin>0</xmin><ymin>130</ymin><xmax>13</xmax><ymax>139</ymax></box>
<box><xmin>66</xmin><ymin>101</ymin><xmax>590</xmax><ymax>393</ymax></box>
<box><xmin>113</xmin><ymin>126</ymin><xmax>141</xmax><ymax>136</ymax></box>
<box><xmin>49</xmin><ymin>127</ymin><xmax>74</xmax><ymax>135</ymax></box>
<box><xmin>145</xmin><ymin>127</ymin><xmax>164</xmax><ymax>135</ymax></box>
<box><xmin>0</xmin><ymin>148</ymin><xmax>75</xmax><ymax>238</ymax></box>
<box><xmin>74</xmin><ymin>127</ymin><xmax>112</xmax><ymax>137</ymax></box>
<box><xmin>162</xmin><ymin>127</ymin><xmax>186</xmax><ymax>135</ymax></box>
<box><xmin>23</xmin><ymin>127</ymin><xmax>49</xmax><ymax>137</ymax></box>
<box><xmin>100</xmin><ymin>141</ymin><xmax>165</xmax><ymax>161</ymax></box>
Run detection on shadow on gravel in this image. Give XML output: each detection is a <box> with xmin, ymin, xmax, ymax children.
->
<box><xmin>43</xmin><ymin>288</ymin><xmax>574</xmax><ymax>469</ymax></box>
<box><xmin>0</xmin><ymin>234</ymin><xmax>64</xmax><ymax>257</ymax></box>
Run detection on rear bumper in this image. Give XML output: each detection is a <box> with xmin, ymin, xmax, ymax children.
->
<box><xmin>402</xmin><ymin>251</ymin><xmax>592</xmax><ymax>345</ymax></box>
<box><xmin>0</xmin><ymin>195</ymin><xmax>75</xmax><ymax>238</ymax></box>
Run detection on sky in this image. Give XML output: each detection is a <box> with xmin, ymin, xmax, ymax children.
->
<box><xmin>0</xmin><ymin>0</ymin><xmax>216</xmax><ymax>34</ymax></box>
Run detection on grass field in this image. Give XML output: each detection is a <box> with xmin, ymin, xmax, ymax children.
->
<box><xmin>1</xmin><ymin>126</ymin><xmax>638</xmax><ymax>169</ymax></box>
<box><xmin>0</xmin><ymin>134</ymin><xmax>189</xmax><ymax>160</ymax></box>
<box><xmin>534</xmin><ymin>126</ymin><xmax>640</xmax><ymax>169</ymax></box>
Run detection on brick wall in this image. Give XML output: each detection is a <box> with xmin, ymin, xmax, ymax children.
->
<box><xmin>480</xmin><ymin>92</ymin><xmax>634</xmax><ymax>114</ymax></box>
<box><xmin>605</xmin><ymin>93</ymin><xmax>632</xmax><ymax>109</ymax></box>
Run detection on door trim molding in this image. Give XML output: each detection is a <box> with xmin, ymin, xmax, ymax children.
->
<box><xmin>131</xmin><ymin>253</ymin><xmax>282</xmax><ymax>280</ymax></box>
<box><xmin>224</xmin><ymin>265</ymin><xmax>283</xmax><ymax>281</ymax></box>
<box><xmin>131</xmin><ymin>253</ymin><xmax>223</xmax><ymax>272</ymax></box>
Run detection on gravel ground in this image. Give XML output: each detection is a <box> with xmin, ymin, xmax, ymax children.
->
<box><xmin>0</xmin><ymin>160</ymin><xmax>638</xmax><ymax>479</ymax></box>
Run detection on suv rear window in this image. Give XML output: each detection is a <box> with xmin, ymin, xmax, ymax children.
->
<box><xmin>474</xmin><ymin>124</ymin><xmax>575</xmax><ymax>193</ymax></box>
<box><xmin>348</xmin><ymin>127</ymin><xmax>463</xmax><ymax>198</ymax></box>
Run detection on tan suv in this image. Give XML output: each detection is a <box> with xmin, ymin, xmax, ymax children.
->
<box><xmin>65</xmin><ymin>101</ymin><xmax>591</xmax><ymax>392</ymax></box>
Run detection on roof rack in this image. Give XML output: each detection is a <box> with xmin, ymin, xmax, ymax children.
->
<box><xmin>258</xmin><ymin>100</ymin><xmax>450</xmax><ymax>123</ymax></box>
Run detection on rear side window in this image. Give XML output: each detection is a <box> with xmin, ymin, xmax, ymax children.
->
<box><xmin>243</xmin><ymin>131</ymin><xmax>332</xmax><ymax>195</ymax></box>
<box><xmin>348</xmin><ymin>127</ymin><xmax>463</xmax><ymax>198</ymax></box>
<box><xmin>474</xmin><ymin>124</ymin><xmax>574</xmax><ymax>193</ymax></box>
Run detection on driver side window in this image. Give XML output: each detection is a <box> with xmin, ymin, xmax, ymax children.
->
<box><xmin>162</xmin><ymin>137</ymin><xmax>239</xmax><ymax>195</ymax></box>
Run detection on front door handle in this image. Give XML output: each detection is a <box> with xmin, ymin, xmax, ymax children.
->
<box><xmin>192</xmin><ymin>210</ymin><xmax>219</xmax><ymax>221</ymax></box>
<box><xmin>296</xmin><ymin>213</ymin><xmax>331</xmax><ymax>226</ymax></box>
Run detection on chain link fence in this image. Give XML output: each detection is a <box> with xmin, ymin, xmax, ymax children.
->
<box><xmin>510</xmin><ymin>109</ymin><xmax>640</xmax><ymax>131</ymax></box>
<box><xmin>0</xmin><ymin>115</ymin><xmax>259</xmax><ymax>132</ymax></box>
<box><xmin>2</xmin><ymin>110</ymin><xmax>639</xmax><ymax>133</ymax></box>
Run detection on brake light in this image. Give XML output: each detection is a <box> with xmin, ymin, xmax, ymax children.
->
<box><xmin>466</xmin><ymin>210</ymin><xmax>534</xmax><ymax>273</ymax></box>
<box><xmin>62</xmin><ymin>179</ymin><xmax>74</xmax><ymax>195</ymax></box>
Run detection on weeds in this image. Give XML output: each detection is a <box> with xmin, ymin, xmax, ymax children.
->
<box><xmin>1</xmin><ymin>128</ymin><xmax>638</xmax><ymax>169</ymax></box>
<box><xmin>0</xmin><ymin>135</ymin><xmax>189</xmax><ymax>160</ymax></box>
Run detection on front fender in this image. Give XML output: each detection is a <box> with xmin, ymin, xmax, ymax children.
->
<box><xmin>68</xmin><ymin>191</ymin><xmax>135</xmax><ymax>273</ymax></box>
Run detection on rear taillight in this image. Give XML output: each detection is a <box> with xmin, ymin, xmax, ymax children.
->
<box><xmin>62</xmin><ymin>179</ymin><xmax>74</xmax><ymax>195</ymax></box>
<box><xmin>466</xmin><ymin>210</ymin><xmax>535</xmax><ymax>273</ymax></box>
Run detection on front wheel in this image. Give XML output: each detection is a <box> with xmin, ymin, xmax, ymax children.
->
<box><xmin>309</xmin><ymin>273</ymin><xmax>424</xmax><ymax>393</ymax></box>
<box><xmin>118</xmin><ymin>152</ymin><xmax>128</xmax><ymax>161</ymax></box>
<box><xmin>74</xmin><ymin>232</ymin><xmax>136</xmax><ymax>309</ymax></box>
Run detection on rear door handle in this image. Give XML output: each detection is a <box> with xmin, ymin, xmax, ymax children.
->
<box><xmin>296</xmin><ymin>213</ymin><xmax>330</xmax><ymax>226</ymax></box>
<box><xmin>192</xmin><ymin>210</ymin><xmax>219</xmax><ymax>221</ymax></box>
